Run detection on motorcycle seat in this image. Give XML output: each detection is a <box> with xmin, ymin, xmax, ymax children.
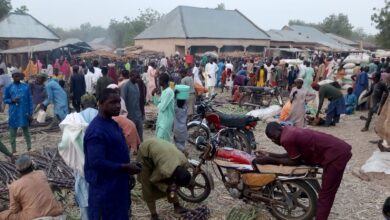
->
<box><xmin>255</xmin><ymin>164</ymin><xmax>314</xmax><ymax>175</ymax></box>
<box><xmin>217</xmin><ymin>112</ymin><xmax>257</xmax><ymax>128</ymax></box>
<box><xmin>240</xmin><ymin>86</ymin><xmax>272</xmax><ymax>94</ymax></box>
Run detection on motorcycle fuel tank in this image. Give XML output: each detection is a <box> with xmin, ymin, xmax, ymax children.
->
<box><xmin>214</xmin><ymin>147</ymin><xmax>255</xmax><ymax>171</ymax></box>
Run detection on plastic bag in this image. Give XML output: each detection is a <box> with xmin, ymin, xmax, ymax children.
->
<box><xmin>246</xmin><ymin>105</ymin><xmax>281</xmax><ymax>120</ymax></box>
<box><xmin>361</xmin><ymin>149</ymin><xmax>390</xmax><ymax>174</ymax></box>
<box><xmin>36</xmin><ymin>110</ymin><xmax>47</xmax><ymax>123</ymax></box>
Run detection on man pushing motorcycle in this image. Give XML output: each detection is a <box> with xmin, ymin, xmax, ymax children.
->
<box><xmin>257</xmin><ymin>122</ymin><xmax>352</xmax><ymax>220</ymax></box>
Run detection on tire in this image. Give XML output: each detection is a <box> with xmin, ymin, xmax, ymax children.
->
<box><xmin>187</xmin><ymin>123</ymin><xmax>210</xmax><ymax>145</ymax></box>
<box><xmin>219</xmin><ymin>130</ymin><xmax>252</xmax><ymax>154</ymax></box>
<box><xmin>177</xmin><ymin>169</ymin><xmax>212</xmax><ymax>203</ymax></box>
<box><xmin>269</xmin><ymin>180</ymin><xmax>317</xmax><ymax>220</ymax></box>
<box><xmin>306</xmin><ymin>179</ymin><xmax>321</xmax><ymax>195</ymax></box>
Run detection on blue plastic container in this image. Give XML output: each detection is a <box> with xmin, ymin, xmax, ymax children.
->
<box><xmin>175</xmin><ymin>85</ymin><xmax>190</xmax><ymax>100</ymax></box>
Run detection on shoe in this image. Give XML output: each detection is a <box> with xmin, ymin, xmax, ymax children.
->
<box><xmin>361</xmin><ymin>127</ymin><xmax>368</xmax><ymax>132</ymax></box>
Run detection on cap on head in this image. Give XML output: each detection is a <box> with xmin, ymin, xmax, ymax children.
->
<box><xmin>81</xmin><ymin>94</ymin><xmax>97</xmax><ymax>106</ymax></box>
<box><xmin>107</xmin><ymin>84</ymin><xmax>119</xmax><ymax>89</ymax></box>
<box><xmin>37</xmin><ymin>73</ymin><xmax>48</xmax><ymax>79</ymax></box>
<box><xmin>15</xmin><ymin>154</ymin><xmax>33</xmax><ymax>172</ymax></box>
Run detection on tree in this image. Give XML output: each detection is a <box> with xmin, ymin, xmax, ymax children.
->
<box><xmin>372</xmin><ymin>0</ymin><xmax>390</xmax><ymax>48</ymax></box>
<box><xmin>320</xmin><ymin>13</ymin><xmax>353</xmax><ymax>38</ymax></box>
<box><xmin>288</xmin><ymin>19</ymin><xmax>320</xmax><ymax>29</ymax></box>
<box><xmin>14</xmin><ymin>5</ymin><xmax>28</xmax><ymax>14</ymax></box>
<box><xmin>0</xmin><ymin>0</ymin><xmax>11</xmax><ymax>19</ymax></box>
<box><xmin>48</xmin><ymin>23</ymin><xmax>107</xmax><ymax>42</ymax></box>
<box><xmin>216</xmin><ymin>3</ymin><xmax>226</xmax><ymax>10</ymax></box>
<box><xmin>108</xmin><ymin>8</ymin><xmax>163</xmax><ymax>47</ymax></box>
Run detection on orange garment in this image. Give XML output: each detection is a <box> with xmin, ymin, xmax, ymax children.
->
<box><xmin>113</xmin><ymin>115</ymin><xmax>141</xmax><ymax>151</ymax></box>
<box><xmin>23</xmin><ymin>60</ymin><xmax>39</xmax><ymax>80</ymax></box>
<box><xmin>0</xmin><ymin>170</ymin><xmax>63</xmax><ymax>220</ymax></box>
<box><xmin>194</xmin><ymin>82</ymin><xmax>207</xmax><ymax>96</ymax></box>
<box><xmin>280</xmin><ymin>100</ymin><xmax>292</xmax><ymax>121</ymax></box>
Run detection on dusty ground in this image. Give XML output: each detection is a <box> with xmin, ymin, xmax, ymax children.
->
<box><xmin>0</xmin><ymin>96</ymin><xmax>389</xmax><ymax>220</ymax></box>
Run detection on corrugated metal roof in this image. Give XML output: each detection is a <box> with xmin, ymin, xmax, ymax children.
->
<box><xmin>1</xmin><ymin>38</ymin><xmax>90</xmax><ymax>54</ymax></box>
<box><xmin>0</xmin><ymin>13</ymin><xmax>60</xmax><ymax>40</ymax></box>
<box><xmin>286</xmin><ymin>25</ymin><xmax>355</xmax><ymax>50</ymax></box>
<box><xmin>325</xmin><ymin>33</ymin><xmax>358</xmax><ymax>46</ymax></box>
<box><xmin>267</xmin><ymin>29</ymin><xmax>315</xmax><ymax>43</ymax></box>
<box><xmin>135</xmin><ymin>6</ymin><xmax>269</xmax><ymax>40</ymax></box>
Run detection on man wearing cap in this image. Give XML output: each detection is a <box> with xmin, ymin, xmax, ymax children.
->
<box><xmin>137</xmin><ymin>138</ymin><xmax>191</xmax><ymax>220</ymax></box>
<box><xmin>3</xmin><ymin>72</ymin><xmax>33</xmax><ymax>154</ymax></box>
<box><xmin>58</xmin><ymin>94</ymin><xmax>97</xmax><ymax>220</ymax></box>
<box><xmin>0</xmin><ymin>155</ymin><xmax>64</xmax><ymax>220</ymax></box>
<box><xmin>39</xmin><ymin>73</ymin><xmax>69</xmax><ymax>122</ymax></box>
<box><xmin>312</xmin><ymin>82</ymin><xmax>345</xmax><ymax>126</ymax></box>
<box><xmin>260</xmin><ymin>122</ymin><xmax>352</xmax><ymax>220</ymax></box>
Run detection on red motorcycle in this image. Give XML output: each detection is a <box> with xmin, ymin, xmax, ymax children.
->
<box><xmin>187</xmin><ymin>94</ymin><xmax>259</xmax><ymax>153</ymax></box>
<box><xmin>178</xmin><ymin>129</ymin><xmax>320</xmax><ymax>220</ymax></box>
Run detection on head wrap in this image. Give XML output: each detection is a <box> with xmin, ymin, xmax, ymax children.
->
<box><xmin>311</xmin><ymin>82</ymin><xmax>319</xmax><ymax>89</ymax></box>
<box><xmin>15</xmin><ymin>154</ymin><xmax>33</xmax><ymax>172</ymax></box>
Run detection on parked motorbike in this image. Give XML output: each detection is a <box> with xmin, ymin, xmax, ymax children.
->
<box><xmin>238</xmin><ymin>85</ymin><xmax>285</xmax><ymax>109</ymax></box>
<box><xmin>187</xmin><ymin>94</ymin><xmax>259</xmax><ymax>153</ymax></box>
<box><xmin>178</xmin><ymin>130</ymin><xmax>320</xmax><ymax>220</ymax></box>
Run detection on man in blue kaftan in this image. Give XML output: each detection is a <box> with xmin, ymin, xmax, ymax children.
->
<box><xmin>39</xmin><ymin>74</ymin><xmax>68</xmax><ymax>121</ymax></box>
<box><xmin>84</xmin><ymin>88</ymin><xmax>142</xmax><ymax>220</ymax></box>
<box><xmin>3</xmin><ymin>72</ymin><xmax>33</xmax><ymax>153</ymax></box>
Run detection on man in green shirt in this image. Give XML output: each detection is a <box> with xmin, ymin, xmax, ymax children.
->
<box><xmin>312</xmin><ymin>82</ymin><xmax>345</xmax><ymax>126</ymax></box>
<box><xmin>137</xmin><ymin>138</ymin><xmax>191</xmax><ymax>220</ymax></box>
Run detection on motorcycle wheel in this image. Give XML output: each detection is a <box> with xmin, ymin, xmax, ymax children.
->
<box><xmin>269</xmin><ymin>180</ymin><xmax>317</xmax><ymax>220</ymax></box>
<box><xmin>187</xmin><ymin>123</ymin><xmax>210</xmax><ymax>145</ymax></box>
<box><xmin>219</xmin><ymin>130</ymin><xmax>252</xmax><ymax>154</ymax></box>
<box><xmin>177</xmin><ymin>169</ymin><xmax>212</xmax><ymax>203</ymax></box>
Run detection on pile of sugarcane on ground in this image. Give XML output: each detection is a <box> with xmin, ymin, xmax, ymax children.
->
<box><xmin>0</xmin><ymin>117</ymin><xmax>60</xmax><ymax>135</ymax></box>
<box><xmin>0</xmin><ymin>148</ymin><xmax>74</xmax><ymax>208</ymax></box>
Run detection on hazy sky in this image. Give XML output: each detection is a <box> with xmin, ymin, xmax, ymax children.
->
<box><xmin>11</xmin><ymin>0</ymin><xmax>385</xmax><ymax>34</ymax></box>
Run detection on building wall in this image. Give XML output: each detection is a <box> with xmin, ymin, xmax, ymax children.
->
<box><xmin>135</xmin><ymin>38</ymin><xmax>270</xmax><ymax>56</ymax></box>
<box><xmin>7</xmin><ymin>39</ymin><xmax>47</xmax><ymax>49</ymax></box>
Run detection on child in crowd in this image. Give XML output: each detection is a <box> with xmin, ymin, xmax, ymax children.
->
<box><xmin>173</xmin><ymin>99</ymin><xmax>188</xmax><ymax>152</ymax></box>
<box><xmin>345</xmin><ymin>87</ymin><xmax>357</xmax><ymax>115</ymax></box>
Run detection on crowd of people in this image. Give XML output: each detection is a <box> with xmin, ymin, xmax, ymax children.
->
<box><xmin>0</xmin><ymin>51</ymin><xmax>389</xmax><ymax>220</ymax></box>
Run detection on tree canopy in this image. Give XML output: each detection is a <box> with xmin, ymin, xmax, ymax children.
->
<box><xmin>48</xmin><ymin>8</ymin><xmax>163</xmax><ymax>48</ymax></box>
<box><xmin>0</xmin><ymin>0</ymin><xmax>11</xmax><ymax>19</ymax></box>
<box><xmin>321</xmin><ymin>13</ymin><xmax>353</xmax><ymax>38</ymax></box>
<box><xmin>372</xmin><ymin>0</ymin><xmax>390</xmax><ymax>48</ymax></box>
<box><xmin>14</xmin><ymin>5</ymin><xmax>28</xmax><ymax>14</ymax></box>
<box><xmin>215</xmin><ymin>3</ymin><xmax>226</xmax><ymax>10</ymax></box>
<box><xmin>107</xmin><ymin>8</ymin><xmax>163</xmax><ymax>47</ymax></box>
<box><xmin>288</xmin><ymin>13</ymin><xmax>375</xmax><ymax>44</ymax></box>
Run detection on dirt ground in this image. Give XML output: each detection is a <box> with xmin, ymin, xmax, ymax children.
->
<box><xmin>0</xmin><ymin>96</ymin><xmax>389</xmax><ymax>220</ymax></box>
